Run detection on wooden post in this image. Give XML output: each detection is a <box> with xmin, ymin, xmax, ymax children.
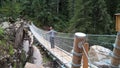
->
<box><xmin>111</xmin><ymin>32</ymin><xmax>120</xmax><ymax>67</ymax></box>
<box><xmin>111</xmin><ymin>13</ymin><xmax>120</xmax><ymax>67</ymax></box>
<box><xmin>115</xmin><ymin>13</ymin><xmax>120</xmax><ymax>31</ymax></box>
<box><xmin>72</xmin><ymin>32</ymin><xmax>86</xmax><ymax>68</ymax></box>
<box><xmin>83</xmin><ymin>43</ymin><xmax>89</xmax><ymax>68</ymax></box>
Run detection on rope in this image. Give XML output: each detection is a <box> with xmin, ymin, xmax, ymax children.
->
<box><xmin>72</xmin><ymin>62</ymin><xmax>81</xmax><ymax>67</ymax></box>
<box><xmin>81</xmin><ymin>44</ymin><xmax>92</xmax><ymax>68</ymax></box>
<box><xmin>72</xmin><ymin>50</ymin><xmax>83</xmax><ymax>56</ymax></box>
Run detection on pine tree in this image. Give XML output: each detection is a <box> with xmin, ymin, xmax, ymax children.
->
<box><xmin>116</xmin><ymin>1</ymin><xmax>120</xmax><ymax>13</ymax></box>
<box><xmin>105</xmin><ymin>0</ymin><xmax>120</xmax><ymax>18</ymax></box>
<box><xmin>90</xmin><ymin>0</ymin><xmax>112</xmax><ymax>34</ymax></box>
<box><xmin>67</xmin><ymin>0</ymin><xmax>113</xmax><ymax>34</ymax></box>
<box><xmin>68</xmin><ymin>0</ymin><xmax>75</xmax><ymax>19</ymax></box>
<box><xmin>67</xmin><ymin>0</ymin><xmax>92</xmax><ymax>33</ymax></box>
<box><xmin>21</xmin><ymin>0</ymin><xmax>34</xmax><ymax>17</ymax></box>
<box><xmin>0</xmin><ymin>0</ymin><xmax>22</xmax><ymax>18</ymax></box>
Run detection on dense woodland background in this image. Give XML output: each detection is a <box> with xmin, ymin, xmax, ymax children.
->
<box><xmin>0</xmin><ymin>0</ymin><xmax>120</xmax><ymax>34</ymax></box>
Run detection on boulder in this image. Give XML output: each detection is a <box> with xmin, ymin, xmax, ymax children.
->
<box><xmin>32</xmin><ymin>45</ymin><xmax>42</xmax><ymax>66</ymax></box>
<box><xmin>89</xmin><ymin>45</ymin><xmax>112</xmax><ymax>67</ymax></box>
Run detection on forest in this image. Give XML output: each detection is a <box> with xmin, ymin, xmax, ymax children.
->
<box><xmin>0</xmin><ymin>0</ymin><xmax>119</xmax><ymax>68</ymax></box>
<box><xmin>0</xmin><ymin>0</ymin><xmax>120</xmax><ymax>34</ymax></box>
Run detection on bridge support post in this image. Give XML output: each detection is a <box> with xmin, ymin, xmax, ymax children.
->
<box><xmin>72</xmin><ymin>32</ymin><xmax>86</xmax><ymax>68</ymax></box>
<box><xmin>83</xmin><ymin>43</ymin><xmax>89</xmax><ymax>68</ymax></box>
<box><xmin>111</xmin><ymin>32</ymin><xmax>120</xmax><ymax>68</ymax></box>
<box><xmin>110</xmin><ymin>13</ymin><xmax>120</xmax><ymax>68</ymax></box>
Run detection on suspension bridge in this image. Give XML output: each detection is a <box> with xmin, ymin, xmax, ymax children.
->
<box><xmin>29</xmin><ymin>23</ymin><xmax>117</xmax><ymax>68</ymax></box>
<box><xmin>29</xmin><ymin>23</ymin><xmax>72</xmax><ymax>68</ymax></box>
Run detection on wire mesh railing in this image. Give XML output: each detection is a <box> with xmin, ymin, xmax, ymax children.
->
<box><xmin>31</xmin><ymin>23</ymin><xmax>116</xmax><ymax>53</ymax></box>
<box><xmin>87</xmin><ymin>34</ymin><xmax>116</xmax><ymax>50</ymax></box>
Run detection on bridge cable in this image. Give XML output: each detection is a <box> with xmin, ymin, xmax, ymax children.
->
<box><xmin>81</xmin><ymin>44</ymin><xmax>92</xmax><ymax>68</ymax></box>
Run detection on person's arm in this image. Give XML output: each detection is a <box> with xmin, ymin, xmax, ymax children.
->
<box><xmin>46</xmin><ymin>30</ymin><xmax>52</xmax><ymax>37</ymax></box>
<box><xmin>54</xmin><ymin>30</ymin><xmax>57</xmax><ymax>35</ymax></box>
<box><xmin>46</xmin><ymin>30</ymin><xmax>50</xmax><ymax>34</ymax></box>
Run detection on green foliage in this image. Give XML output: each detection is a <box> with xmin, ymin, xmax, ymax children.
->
<box><xmin>21</xmin><ymin>0</ymin><xmax>53</xmax><ymax>26</ymax></box>
<box><xmin>0</xmin><ymin>27</ymin><xmax>4</xmax><ymax>36</ymax></box>
<box><xmin>0</xmin><ymin>0</ymin><xmax>118</xmax><ymax>34</ymax></box>
<box><xmin>13</xmin><ymin>62</ymin><xmax>16</xmax><ymax>68</ymax></box>
<box><xmin>43</xmin><ymin>55</ymin><xmax>52</xmax><ymax>63</ymax></box>
<box><xmin>88</xmin><ymin>35</ymin><xmax>115</xmax><ymax>50</ymax></box>
<box><xmin>90</xmin><ymin>0</ymin><xmax>112</xmax><ymax>34</ymax></box>
<box><xmin>0</xmin><ymin>40</ymin><xmax>5</xmax><ymax>46</ymax></box>
<box><xmin>68</xmin><ymin>0</ymin><xmax>75</xmax><ymax>19</ymax></box>
<box><xmin>21</xmin><ymin>0</ymin><xmax>34</xmax><ymax>17</ymax></box>
<box><xmin>54</xmin><ymin>20</ymin><xmax>68</xmax><ymax>32</ymax></box>
<box><xmin>58</xmin><ymin>0</ymin><xmax>69</xmax><ymax>20</ymax></box>
<box><xmin>67</xmin><ymin>0</ymin><xmax>114</xmax><ymax>34</ymax></box>
<box><xmin>0</xmin><ymin>1</ymin><xmax>22</xmax><ymax>18</ymax></box>
<box><xmin>105</xmin><ymin>0</ymin><xmax>120</xmax><ymax>18</ymax></box>
<box><xmin>67</xmin><ymin>0</ymin><xmax>92</xmax><ymax>33</ymax></box>
<box><xmin>9</xmin><ymin>45</ymin><xmax>14</xmax><ymax>56</ymax></box>
<box><xmin>116</xmin><ymin>3</ymin><xmax>120</xmax><ymax>13</ymax></box>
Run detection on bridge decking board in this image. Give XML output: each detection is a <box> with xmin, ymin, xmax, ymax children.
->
<box><xmin>30</xmin><ymin>25</ymin><xmax>72</xmax><ymax>68</ymax></box>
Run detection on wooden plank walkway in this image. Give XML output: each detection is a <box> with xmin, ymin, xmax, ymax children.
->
<box><xmin>30</xmin><ymin>25</ymin><xmax>72</xmax><ymax>68</ymax></box>
<box><xmin>29</xmin><ymin>24</ymin><xmax>98</xmax><ymax>68</ymax></box>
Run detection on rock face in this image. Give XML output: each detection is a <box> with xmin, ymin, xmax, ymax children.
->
<box><xmin>32</xmin><ymin>45</ymin><xmax>42</xmax><ymax>66</ymax></box>
<box><xmin>28</xmin><ymin>31</ymin><xmax>33</xmax><ymax>46</ymax></box>
<box><xmin>25</xmin><ymin>62</ymin><xmax>44</xmax><ymax>68</ymax></box>
<box><xmin>89</xmin><ymin>45</ymin><xmax>112</xmax><ymax>67</ymax></box>
<box><xmin>23</xmin><ymin>40</ymin><xmax>30</xmax><ymax>57</ymax></box>
<box><xmin>23</xmin><ymin>45</ymin><xmax>43</xmax><ymax>68</ymax></box>
<box><xmin>23</xmin><ymin>30</ymin><xmax>42</xmax><ymax>67</ymax></box>
<box><xmin>0</xmin><ymin>22</ymin><xmax>10</xmax><ymax>29</ymax></box>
